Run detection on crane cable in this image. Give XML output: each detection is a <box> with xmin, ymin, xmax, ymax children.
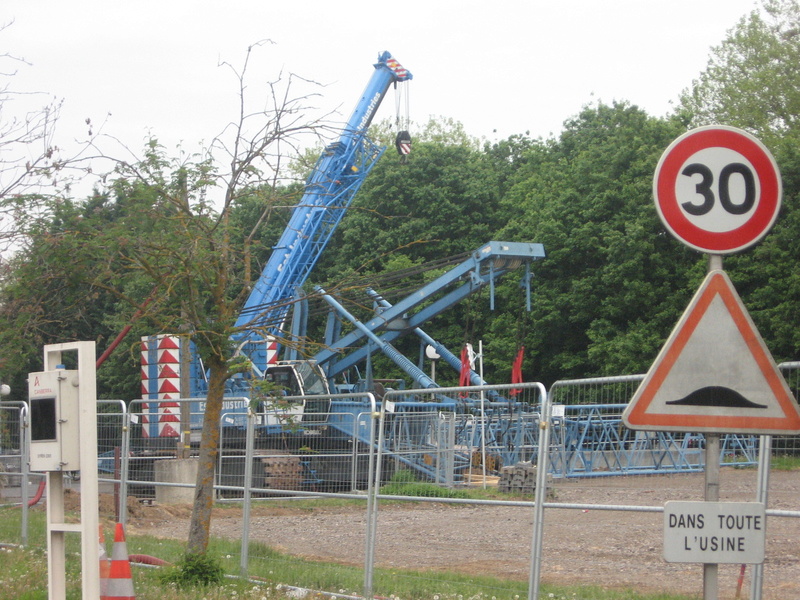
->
<box><xmin>394</xmin><ymin>78</ymin><xmax>412</xmax><ymax>158</ymax></box>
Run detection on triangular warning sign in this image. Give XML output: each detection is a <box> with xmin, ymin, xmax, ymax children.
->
<box><xmin>623</xmin><ymin>270</ymin><xmax>800</xmax><ymax>434</ymax></box>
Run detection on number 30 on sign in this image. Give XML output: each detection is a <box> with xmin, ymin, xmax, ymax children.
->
<box><xmin>653</xmin><ymin>126</ymin><xmax>782</xmax><ymax>254</ymax></box>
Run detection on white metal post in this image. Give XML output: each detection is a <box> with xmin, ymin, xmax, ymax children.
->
<box><xmin>478</xmin><ymin>340</ymin><xmax>487</xmax><ymax>488</ymax></box>
<box><xmin>750</xmin><ymin>434</ymin><xmax>771</xmax><ymax>600</ymax></box>
<box><xmin>703</xmin><ymin>254</ymin><xmax>723</xmax><ymax>600</ymax></box>
<box><xmin>41</xmin><ymin>342</ymin><xmax>100</xmax><ymax>600</ymax></box>
<box><xmin>528</xmin><ymin>383</ymin><xmax>551</xmax><ymax>600</ymax></box>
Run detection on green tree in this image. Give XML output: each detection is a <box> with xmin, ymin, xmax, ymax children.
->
<box><xmin>496</xmin><ymin>102</ymin><xmax>705</xmax><ymax>384</ymax></box>
<box><xmin>320</xmin><ymin>125</ymin><xmax>500</xmax><ymax>273</ymax></box>
<box><xmin>104</xmin><ymin>96</ymin><xmax>321</xmax><ymax>557</ymax></box>
<box><xmin>679</xmin><ymin>0</ymin><xmax>800</xmax><ymax>362</ymax></box>
<box><xmin>309</xmin><ymin>123</ymin><xmax>527</xmax><ymax>385</ymax></box>
<box><xmin>0</xmin><ymin>190</ymin><xmax>148</xmax><ymax>400</ymax></box>
<box><xmin>680</xmin><ymin>0</ymin><xmax>800</xmax><ymax>150</ymax></box>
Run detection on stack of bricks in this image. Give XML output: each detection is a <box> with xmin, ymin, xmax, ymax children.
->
<box><xmin>497</xmin><ymin>461</ymin><xmax>539</xmax><ymax>495</ymax></box>
<box><xmin>261</xmin><ymin>455</ymin><xmax>303</xmax><ymax>490</ymax></box>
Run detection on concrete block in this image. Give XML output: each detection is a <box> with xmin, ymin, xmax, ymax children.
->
<box><xmin>154</xmin><ymin>457</ymin><xmax>198</xmax><ymax>504</ymax></box>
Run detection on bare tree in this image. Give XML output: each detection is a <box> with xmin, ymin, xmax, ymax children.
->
<box><xmin>94</xmin><ymin>41</ymin><xmax>332</xmax><ymax>555</ymax></box>
<box><xmin>0</xmin><ymin>33</ymin><xmax>63</xmax><ymax>253</ymax></box>
<box><xmin>0</xmin><ymin>21</ymin><xmax>105</xmax><ymax>257</ymax></box>
<box><xmin>0</xmin><ymin>32</ymin><xmax>332</xmax><ymax>555</ymax></box>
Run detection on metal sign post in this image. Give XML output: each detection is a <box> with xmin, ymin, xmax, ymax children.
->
<box><xmin>625</xmin><ymin>126</ymin><xmax>794</xmax><ymax>600</ymax></box>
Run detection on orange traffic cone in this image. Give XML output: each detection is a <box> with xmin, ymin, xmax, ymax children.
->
<box><xmin>99</xmin><ymin>526</ymin><xmax>111</xmax><ymax>598</ymax></box>
<box><xmin>104</xmin><ymin>522</ymin><xmax>135</xmax><ymax>600</ymax></box>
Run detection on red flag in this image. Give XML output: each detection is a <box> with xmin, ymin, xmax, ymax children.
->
<box><xmin>459</xmin><ymin>345</ymin><xmax>471</xmax><ymax>397</ymax></box>
<box><xmin>510</xmin><ymin>346</ymin><xmax>525</xmax><ymax>396</ymax></box>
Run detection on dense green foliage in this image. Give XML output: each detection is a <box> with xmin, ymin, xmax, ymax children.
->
<box><xmin>1</xmin><ymin>0</ymin><xmax>799</xmax><ymax>397</ymax></box>
<box><xmin>678</xmin><ymin>0</ymin><xmax>800</xmax><ymax>366</ymax></box>
<box><xmin>680</xmin><ymin>0</ymin><xmax>800</xmax><ymax>150</ymax></box>
<box><xmin>492</xmin><ymin>104</ymin><xmax>706</xmax><ymax>383</ymax></box>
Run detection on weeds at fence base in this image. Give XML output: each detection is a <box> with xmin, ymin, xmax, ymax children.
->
<box><xmin>379</xmin><ymin>469</ymin><xmax>471</xmax><ymax>499</ymax></box>
<box><xmin>157</xmin><ymin>551</ymin><xmax>225</xmax><ymax>588</ymax></box>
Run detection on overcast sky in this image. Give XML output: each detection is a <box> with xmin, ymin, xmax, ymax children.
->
<box><xmin>5</xmin><ymin>0</ymin><xmax>758</xmax><ymax>189</ymax></box>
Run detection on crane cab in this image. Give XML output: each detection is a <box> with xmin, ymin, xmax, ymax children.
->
<box><xmin>264</xmin><ymin>360</ymin><xmax>331</xmax><ymax>423</ymax></box>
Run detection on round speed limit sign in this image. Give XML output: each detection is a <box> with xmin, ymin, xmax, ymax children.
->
<box><xmin>654</xmin><ymin>125</ymin><xmax>782</xmax><ymax>254</ymax></box>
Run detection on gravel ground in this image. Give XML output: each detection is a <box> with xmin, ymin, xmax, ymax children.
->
<box><xmin>126</xmin><ymin>468</ymin><xmax>800</xmax><ymax>599</ymax></box>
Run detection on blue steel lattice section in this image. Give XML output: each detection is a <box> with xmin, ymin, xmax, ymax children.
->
<box><xmin>234</xmin><ymin>52</ymin><xmax>412</xmax><ymax>356</ymax></box>
<box><xmin>549</xmin><ymin>375</ymin><xmax>759</xmax><ymax>477</ymax></box>
<box><xmin>236</xmin><ymin>136</ymin><xmax>386</xmax><ymax>337</ymax></box>
<box><xmin>774</xmin><ymin>361</ymin><xmax>800</xmax><ymax>456</ymax></box>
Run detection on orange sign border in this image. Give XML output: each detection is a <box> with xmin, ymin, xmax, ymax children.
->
<box><xmin>624</xmin><ymin>271</ymin><xmax>800</xmax><ymax>433</ymax></box>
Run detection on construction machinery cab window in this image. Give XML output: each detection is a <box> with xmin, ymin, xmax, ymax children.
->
<box><xmin>266</xmin><ymin>362</ymin><xmax>328</xmax><ymax>397</ymax></box>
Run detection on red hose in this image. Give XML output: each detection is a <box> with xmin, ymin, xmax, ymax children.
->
<box><xmin>735</xmin><ymin>563</ymin><xmax>747</xmax><ymax>598</ymax></box>
<box><xmin>129</xmin><ymin>554</ymin><xmax>172</xmax><ymax>567</ymax></box>
<box><xmin>23</xmin><ymin>480</ymin><xmax>171</xmax><ymax>571</ymax></box>
<box><xmin>28</xmin><ymin>479</ymin><xmax>46</xmax><ymax>507</ymax></box>
<box><xmin>20</xmin><ymin>483</ymin><xmax>172</xmax><ymax>570</ymax></box>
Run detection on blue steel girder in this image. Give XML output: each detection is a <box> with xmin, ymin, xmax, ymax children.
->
<box><xmin>487</xmin><ymin>414</ymin><xmax>542</xmax><ymax>467</ymax></box>
<box><xmin>321</xmin><ymin>270</ymin><xmax>502</xmax><ymax>377</ymax></box>
<box><xmin>234</xmin><ymin>52</ymin><xmax>412</xmax><ymax>358</ymax></box>
<box><xmin>236</xmin><ymin>138</ymin><xmax>384</xmax><ymax>333</ymax></box>
<box><xmin>316</xmin><ymin>241</ymin><xmax>545</xmax><ymax>378</ymax></box>
<box><xmin>550</xmin><ymin>403</ymin><xmax>757</xmax><ymax>477</ymax></box>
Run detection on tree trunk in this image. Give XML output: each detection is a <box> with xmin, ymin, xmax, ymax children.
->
<box><xmin>186</xmin><ymin>356</ymin><xmax>228</xmax><ymax>554</ymax></box>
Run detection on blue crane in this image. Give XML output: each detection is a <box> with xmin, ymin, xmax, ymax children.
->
<box><xmin>187</xmin><ymin>52</ymin><xmax>411</xmax><ymax>396</ymax></box>
<box><xmin>141</xmin><ymin>52</ymin><xmax>411</xmax><ymax>423</ymax></box>
<box><xmin>265</xmin><ymin>241</ymin><xmax>546</xmax><ymax>400</ymax></box>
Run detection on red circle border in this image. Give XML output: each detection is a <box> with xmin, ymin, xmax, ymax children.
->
<box><xmin>654</xmin><ymin>127</ymin><xmax>781</xmax><ymax>254</ymax></box>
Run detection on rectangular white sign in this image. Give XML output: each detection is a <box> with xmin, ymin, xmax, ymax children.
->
<box><xmin>663</xmin><ymin>501</ymin><xmax>765</xmax><ymax>564</ymax></box>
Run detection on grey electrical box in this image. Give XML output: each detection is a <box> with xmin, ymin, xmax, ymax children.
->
<box><xmin>28</xmin><ymin>369</ymin><xmax>81</xmax><ymax>471</ymax></box>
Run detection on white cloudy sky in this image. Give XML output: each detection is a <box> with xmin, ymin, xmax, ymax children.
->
<box><xmin>5</xmin><ymin>0</ymin><xmax>758</xmax><ymax>187</ymax></box>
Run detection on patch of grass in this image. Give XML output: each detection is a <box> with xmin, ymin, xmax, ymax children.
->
<box><xmin>771</xmin><ymin>454</ymin><xmax>800</xmax><ymax>470</ymax></box>
<box><xmin>537</xmin><ymin>586</ymin><xmax>695</xmax><ymax>600</ymax></box>
<box><xmin>247</xmin><ymin>495</ymin><xmax>363</xmax><ymax>511</ymax></box>
<box><xmin>0</xmin><ymin>506</ymin><xmax>696</xmax><ymax>600</ymax></box>
<box><xmin>379</xmin><ymin>469</ymin><xmax>472</xmax><ymax>499</ymax></box>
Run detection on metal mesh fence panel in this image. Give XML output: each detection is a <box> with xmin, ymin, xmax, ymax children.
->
<box><xmin>0</xmin><ymin>403</ymin><xmax>33</xmax><ymax>546</ymax></box>
<box><xmin>125</xmin><ymin>397</ymin><xmax>209</xmax><ymax>505</ymax></box>
<box><xmin>96</xmin><ymin>400</ymin><xmax>127</xmax><ymax>521</ymax></box>
<box><xmin>237</xmin><ymin>393</ymin><xmax>378</xmax><ymax>594</ymax></box>
<box><xmin>379</xmin><ymin>382</ymin><xmax>546</xmax><ymax>493</ymax></box>
<box><xmin>218</xmin><ymin>409</ymin><xmax>376</xmax><ymax>496</ymax></box>
<box><xmin>363</xmin><ymin>383</ymin><xmax>545</xmax><ymax>600</ymax></box>
<box><xmin>549</xmin><ymin>375</ymin><xmax>758</xmax><ymax>477</ymax></box>
<box><xmin>123</xmin><ymin>394</ymin><xmax>381</xmax><ymax>509</ymax></box>
<box><xmin>0</xmin><ymin>403</ymin><xmax>26</xmax><ymax>503</ymax></box>
<box><xmin>774</xmin><ymin>362</ymin><xmax>800</xmax><ymax>456</ymax></box>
